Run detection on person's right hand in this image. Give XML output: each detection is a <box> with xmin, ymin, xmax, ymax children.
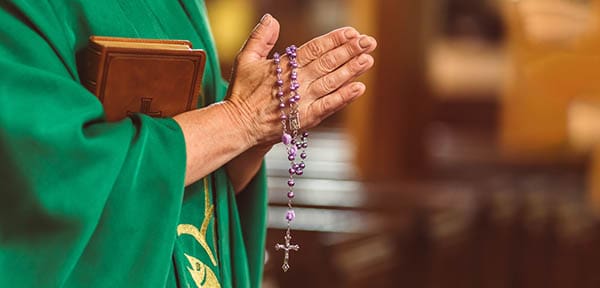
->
<box><xmin>223</xmin><ymin>14</ymin><xmax>377</xmax><ymax>147</ymax></box>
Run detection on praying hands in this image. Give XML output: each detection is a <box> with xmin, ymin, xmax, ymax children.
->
<box><xmin>174</xmin><ymin>14</ymin><xmax>377</xmax><ymax>189</ymax></box>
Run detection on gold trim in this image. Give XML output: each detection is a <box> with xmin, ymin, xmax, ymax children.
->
<box><xmin>177</xmin><ymin>177</ymin><xmax>218</xmax><ymax>266</ymax></box>
<box><xmin>184</xmin><ymin>253</ymin><xmax>221</xmax><ymax>288</ymax></box>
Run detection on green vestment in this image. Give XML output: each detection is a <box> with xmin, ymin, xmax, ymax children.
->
<box><xmin>0</xmin><ymin>1</ymin><xmax>267</xmax><ymax>287</ymax></box>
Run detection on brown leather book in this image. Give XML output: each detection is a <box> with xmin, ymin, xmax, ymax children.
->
<box><xmin>79</xmin><ymin>36</ymin><xmax>206</xmax><ymax>121</ymax></box>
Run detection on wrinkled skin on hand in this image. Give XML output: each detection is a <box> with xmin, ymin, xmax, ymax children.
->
<box><xmin>225</xmin><ymin>14</ymin><xmax>377</xmax><ymax>147</ymax></box>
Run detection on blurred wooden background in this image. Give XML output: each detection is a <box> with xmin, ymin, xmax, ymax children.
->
<box><xmin>205</xmin><ymin>0</ymin><xmax>600</xmax><ymax>287</ymax></box>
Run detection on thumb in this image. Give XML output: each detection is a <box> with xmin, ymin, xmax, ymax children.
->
<box><xmin>238</xmin><ymin>14</ymin><xmax>280</xmax><ymax>64</ymax></box>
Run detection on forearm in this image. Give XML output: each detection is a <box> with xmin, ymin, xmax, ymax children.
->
<box><xmin>174</xmin><ymin>101</ymin><xmax>255</xmax><ymax>187</ymax></box>
<box><xmin>226</xmin><ymin>144</ymin><xmax>273</xmax><ymax>193</ymax></box>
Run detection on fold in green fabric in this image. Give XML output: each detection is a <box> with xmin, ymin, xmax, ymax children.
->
<box><xmin>0</xmin><ymin>1</ymin><xmax>267</xmax><ymax>287</ymax></box>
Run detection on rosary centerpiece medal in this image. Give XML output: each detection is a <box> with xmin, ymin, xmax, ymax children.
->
<box><xmin>273</xmin><ymin>45</ymin><xmax>308</xmax><ymax>272</ymax></box>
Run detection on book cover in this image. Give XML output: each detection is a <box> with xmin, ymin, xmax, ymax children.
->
<box><xmin>79</xmin><ymin>36</ymin><xmax>207</xmax><ymax>121</ymax></box>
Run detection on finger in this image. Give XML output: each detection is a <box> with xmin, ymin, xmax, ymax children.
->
<box><xmin>307</xmin><ymin>82</ymin><xmax>366</xmax><ymax>125</ymax></box>
<box><xmin>296</xmin><ymin>27</ymin><xmax>359</xmax><ymax>67</ymax></box>
<box><xmin>238</xmin><ymin>14</ymin><xmax>281</xmax><ymax>64</ymax></box>
<box><xmin>308</xmin><ymin>54</ymin><xmax>374</xmax><ymax>97</ymax></box>
<box><xmin>303</xmin><ymin>35</ymin><xmax>376</xmax><ymax>80</ymax></box>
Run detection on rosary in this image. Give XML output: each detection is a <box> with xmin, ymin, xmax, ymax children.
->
<box><xmin>273</xmin><ymin>45</ymin><xmax>307</xmax><ymax>272</ymax></box>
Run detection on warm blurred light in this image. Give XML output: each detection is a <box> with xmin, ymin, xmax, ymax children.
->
<box><xmin>206</xmin><ymin>0</ymin><xmax>255</xmax><ymax>61</ymax></box>
<box><xmin>568</xmin><ymin>100</ymin><xmax>600</xmax><ymax>152</ymax></box>
<box><xmin>514</xmin><ymin>0</ymin><xmax>593</xmax><ymax>46</ymax></box>
<box><xmin>427</xmin><ymin>39</ymin><xmax>506</xmax><ymax>100</ymax></box>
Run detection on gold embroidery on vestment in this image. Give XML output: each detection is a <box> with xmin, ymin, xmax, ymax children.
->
<box><xmin>176</xmin><ymin>178</ymin><xmax>220</xmax><ymax>287</ymax></box>
<box><xmin>177</xmin><ymin>177</ymin><xmax>218</xmax><ymax>265</ymax></box>
<box><xmin>184</xmin><ymin>253</ymin><xmax>221</xmax><ymax>288</ymax></box>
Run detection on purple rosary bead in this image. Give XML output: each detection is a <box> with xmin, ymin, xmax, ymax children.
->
<box><xmin>288</xmin><ymin>179</ymin><xmax>295</xmax><ymax>187</ymax></box>
<box><xmin>289</xmin><ymin>168</ymin><xmax>296</xmax><ymax>175</ymax></box>
<box><xmin>300</xmin><ymin>152</ymin><xmax>307</xmax><ymax>160</ymax></box>
<box><xmin>287</xmin><ymin>191</ymin><xmax>295</xmax><ymax>199</ymax></box>
<box><xmin>299</xmin><ymin>162</ymin><xmax>306</xmax><ymax>169</ymax></box>
<box><xmin>286</xmin><ymin>210</ymin><xmax>295</xmax><ymax>221</ymax></box>
<box><xmin>296</xmin><ymin>169</ymin><xmax>303</xmax><ymax>176</ymax></box>
<box><xmin>282</xmin><ymin>133</ymin><xmax>292</xmax><ymax>145</ymax></box>
<box><xmin>289</xmin><ymin>146</ymin><xmax>297</xmax><ymax>155</ymax></box>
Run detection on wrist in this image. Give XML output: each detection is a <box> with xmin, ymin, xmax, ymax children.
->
<box><xmin>217</xmin><ymin>99</ymin><xmax>259</xmax><ymax>148</ymax></box>
<box><xmin>253</xmin><ymin>142</ymin><xmax>274</xmax><ymax>154</ymax></box>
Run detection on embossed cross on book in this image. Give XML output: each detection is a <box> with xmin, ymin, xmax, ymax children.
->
<box><xmin>128</xmin><ymin>97</ymin><xmax>162</xmax><ymax>117</ymax></box>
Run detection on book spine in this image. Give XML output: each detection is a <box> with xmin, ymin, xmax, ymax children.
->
<box><xmin>81</xmin><ymin>42</ymin><xmax>105</xmax><ymax>100</ymax></box>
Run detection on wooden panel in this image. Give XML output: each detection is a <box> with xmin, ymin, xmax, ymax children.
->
<box><xmin>346</xmin><ymin>0</ymin><xmax>433</xmax><ymax>181</ymax></box>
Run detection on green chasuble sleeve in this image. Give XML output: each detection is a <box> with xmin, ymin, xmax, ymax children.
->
<box><xmin>0</xmin><ymin>1</ymin><xmax>268</xmax><ymax>287</ymax></box>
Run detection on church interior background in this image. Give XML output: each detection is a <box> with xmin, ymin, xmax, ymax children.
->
<box><xmin>208</xmin><ymin>0</ymin><xmax>600</xmax><ymax>287</ymax></box>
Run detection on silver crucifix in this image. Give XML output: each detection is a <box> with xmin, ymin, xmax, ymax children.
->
<box><xmin>275</xmin><ymin>231</ymin><xmax>300</xmax><ymax>272</ymax></box>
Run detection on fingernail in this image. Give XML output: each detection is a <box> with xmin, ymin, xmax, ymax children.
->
<box><xmin>344</xmin><ymin>28</ymin><xmax>358</xmax><ymax>39</ymax></box>
<box><xmin>352</xmin><ymin>83</ymin><xmax>365</xmax><ymax>96</ymax></box>
<box><xmin>261</xmin><ymin>14</ymin><xmax>272</xmax><ymax>24</ymax></box>
<box><xmin>357</xmin><ymin>54</ymin><xmax>369</xmax><ymax>65</ymax></box>
<box><xmin>359</xmin><ymin>36</ymin><xmax>371</xmax><ymax>49</ymax></box>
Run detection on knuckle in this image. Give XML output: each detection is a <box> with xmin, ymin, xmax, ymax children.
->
<box><xmin>340</xmin><ymin>87</ymin><xmax>353</xmax><ymax>102</ymax></box>
<box><xmin>320</xmin><ymin>75</ymin><xmax>337</xmax><ymax>93</ymax></box>
<box><xmin>337</xmin><ymin>92</ymin><xmax>348</xmax><ymax>105</ymax></box>
<box><xmin>234</xmin><ymin>52</ymin><xmax>245</xmax><ymax>65</ymax></box>
<box><xmin>345</xmin><ymin>43</ymin><xmax>357</xmax><ymax>58</ymax></box>
<box><xmin>306</xmin><ymin>41</ymin><xmax>322</xmax><ymax>59</ymax></box>
<box><xmin>349</xmin><ymin>59</ymin><xmax>363</xmax><ymax>74</ymax></box>
<box><xmin>344</xmin><ymin>87</ymin><xmax>358</xmax><ymax>103</ymax></box>
<box><xmin>331</xmin><ymin>30</ymin><xmax>345</xmax><ymax>46</ymax></box>
<box><xmin>319</xmin><ymin>97</ymin><xmax>334</xmax><ymax>115</ymax></box>
<box><xmin>337</xmin><ymin>65</ymin><xmax>353</xmax><ymax>83</ymax></box>
<box><xmin>249</xmin><ymin>28</ymin><xmax>262</xmax><ymax>41</ymax></box>
<box><xmin>318</xmin><ymin>54</ymin><xmax>337</xmax><ymax>73</ymax></box>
